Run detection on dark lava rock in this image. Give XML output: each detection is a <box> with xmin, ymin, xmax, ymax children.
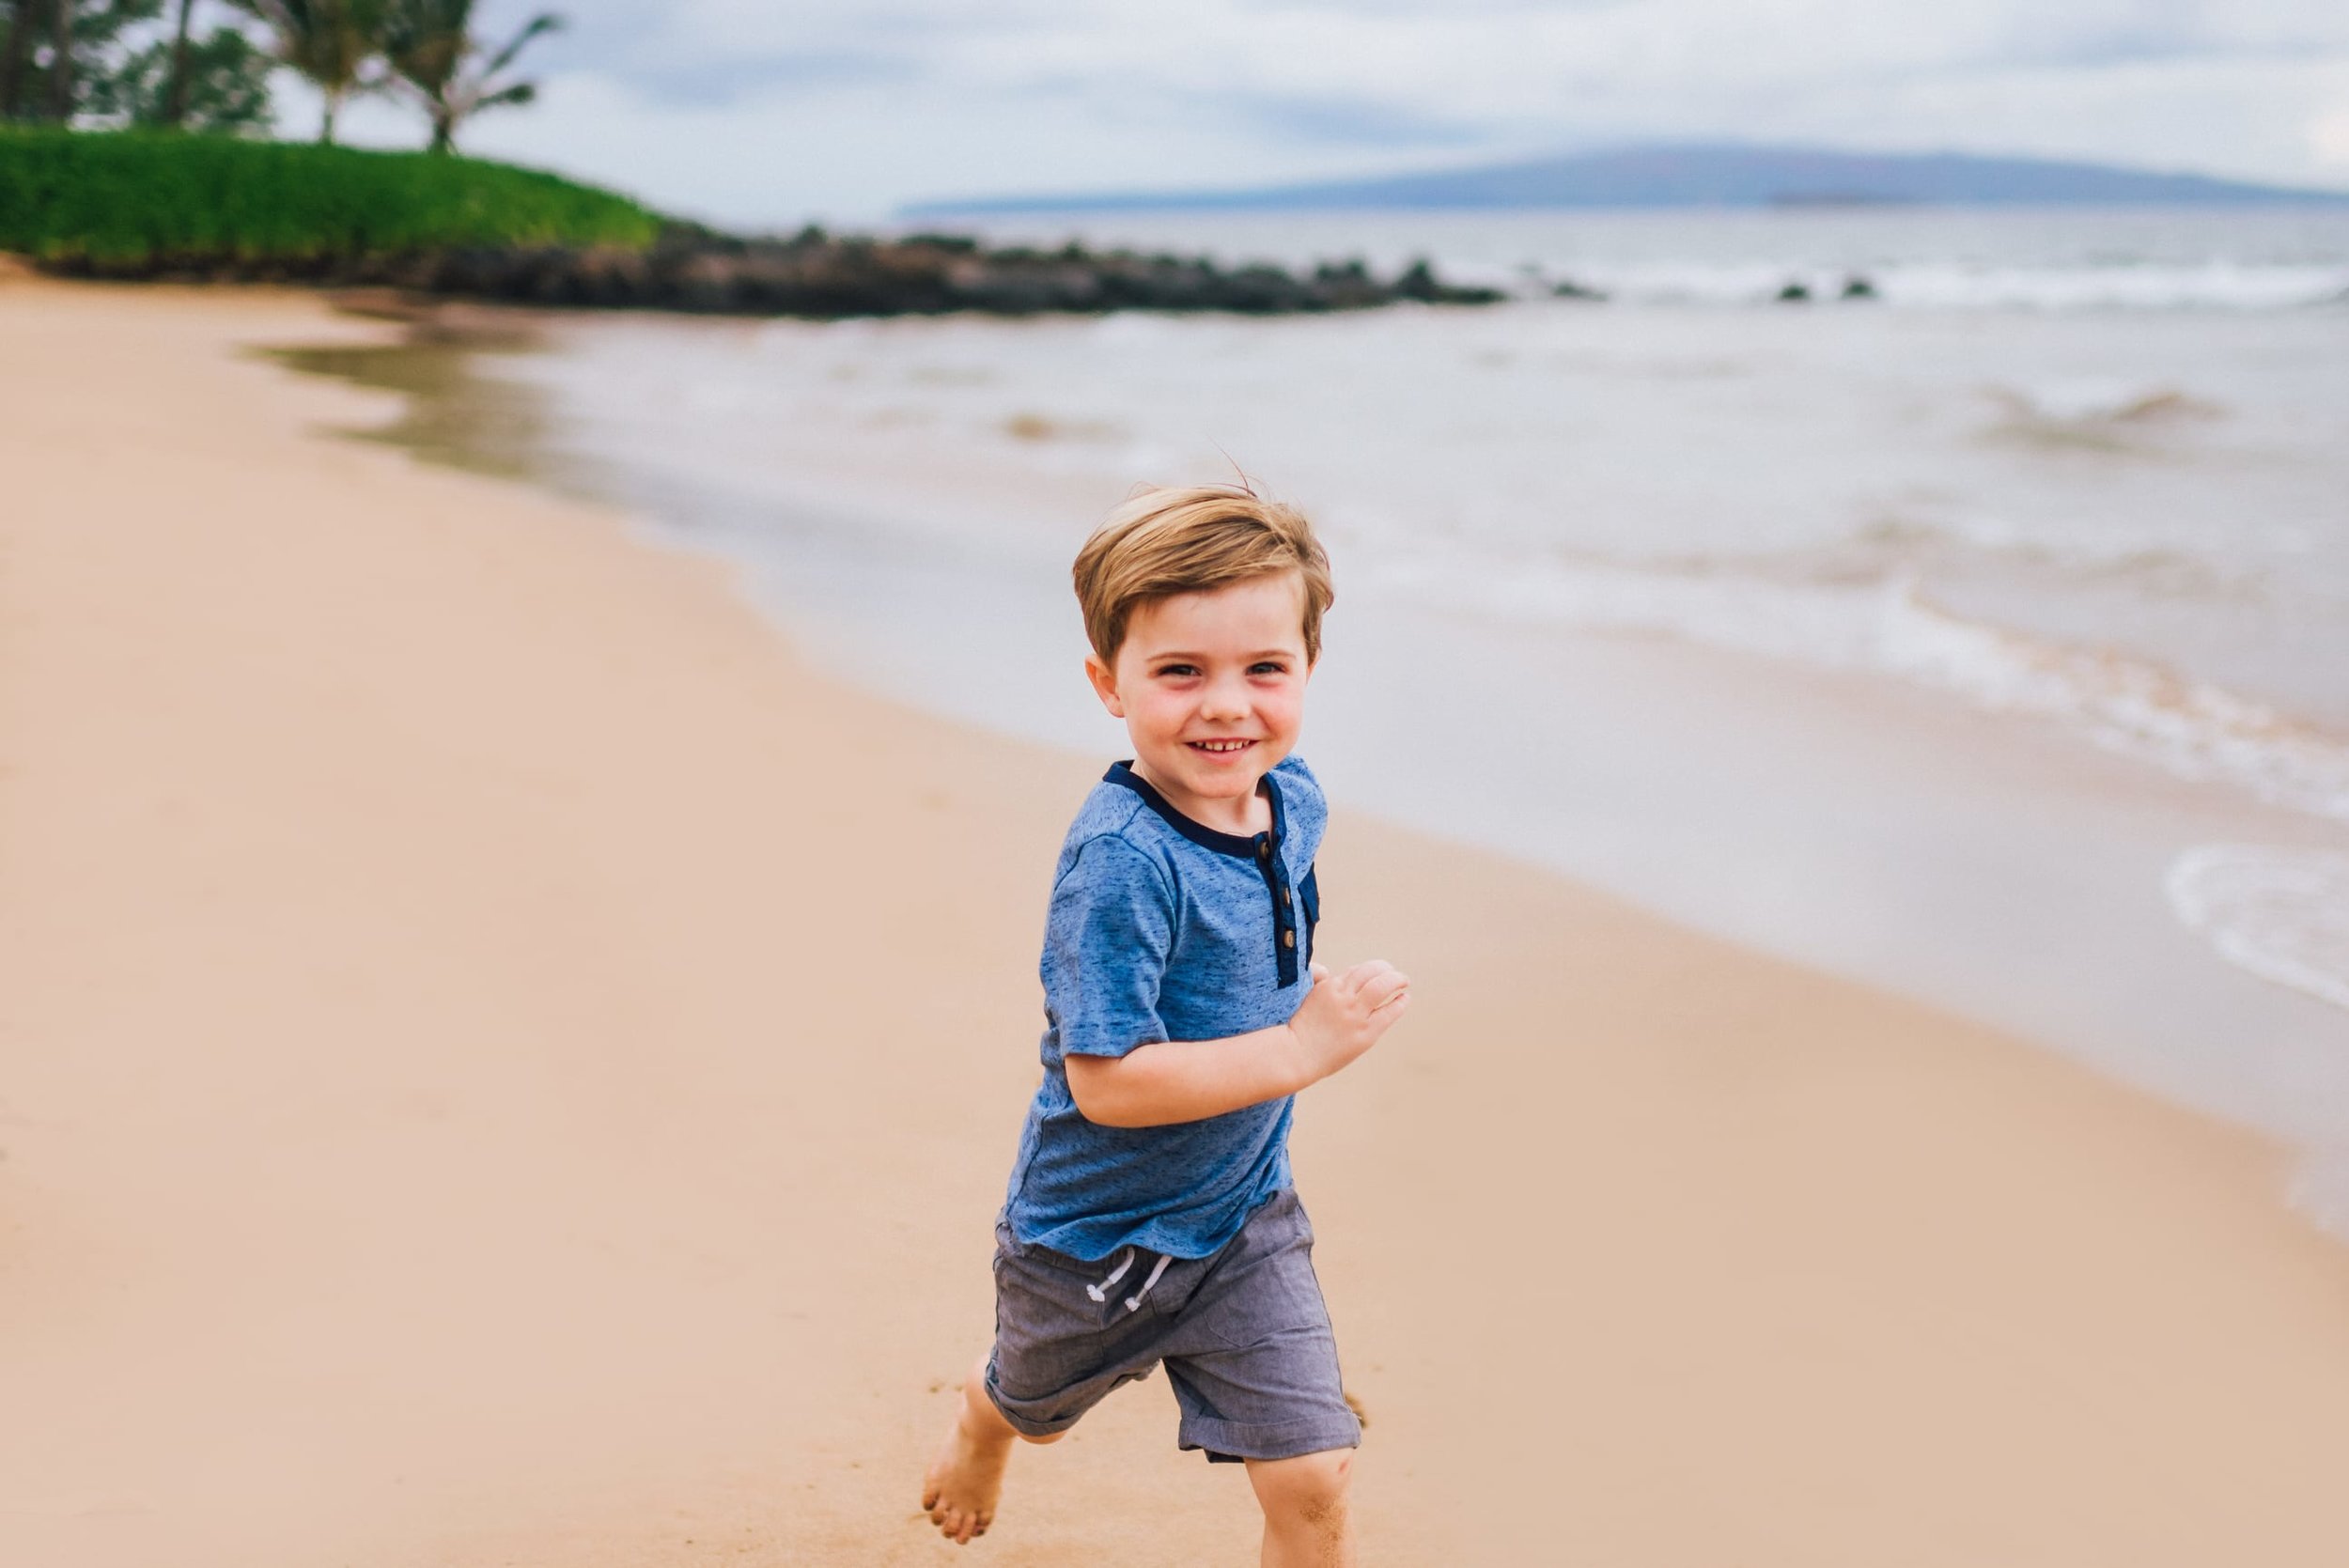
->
<box><xmin>36</xmin><ymin>225</ymin><xmax>1508</xmax><ymax>319</ymax></box>
<box><xmin>1776</xmin><ymin>280</ymin><xmax>1812</xmax><ymax>303</ymax></box>
<box><xmin>1840</xmin><ymin>274</ymin><xmax>1878</xmax><ymax>300</ymax></box>
<box><xmin>1392</xmin><ymin>257</ymin><xmax>1504</xmax><ymax>305</ymax></box>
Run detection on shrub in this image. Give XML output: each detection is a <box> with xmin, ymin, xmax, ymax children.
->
<box><xmin>0</xmin><ymin>127</ymin><xmax>661</xmax><ymax>266</ymax></box>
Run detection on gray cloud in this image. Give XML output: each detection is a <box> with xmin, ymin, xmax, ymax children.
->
<box><xmin>607</xmin><ymin>50</ymin><xmax>925</xmax><ymax>109</ymax></box>
<box><xmin>417</xmin><ymin>0</ymin><xmax>2349</xmax><ymax>223</ymax></box>
<box><xmin>1206</xmin><ymin>92</ymin><xmax>1499</xmax><ymax>148</ymax></box>
<box><xmin>519</xmin><ymin>0</ymin><xmax>2349</xmax><ymax>122</ymax></box>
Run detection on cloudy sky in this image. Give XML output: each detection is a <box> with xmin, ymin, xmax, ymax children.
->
<box><xmin>304</xmin><ymin>0</ymin><xmax>2349</xmax><ymax>226</ymax></box>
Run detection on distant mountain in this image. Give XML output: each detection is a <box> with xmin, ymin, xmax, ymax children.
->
<box><xmin>905</xmin><ymin>143</ymin><xmax>2349</xmax><ymax>215</ymax></box>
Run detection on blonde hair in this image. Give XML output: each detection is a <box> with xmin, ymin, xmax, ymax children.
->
<box><xmin>1073</xmin><ymin>483</ymin><xmax>1334</xmax><ymax>666</ymax></box>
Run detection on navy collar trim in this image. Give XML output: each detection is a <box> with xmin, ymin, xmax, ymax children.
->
<box><xmin>1103</xmin><ymin>760</ymin><xmax>1285</xmax><ymax>860</ymax></box>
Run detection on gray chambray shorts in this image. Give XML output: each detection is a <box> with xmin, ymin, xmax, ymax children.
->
<box><xmin>985</xmin><ymin>1188</ymin><xmax>1361</xmax><ymax>1464</ymax></box>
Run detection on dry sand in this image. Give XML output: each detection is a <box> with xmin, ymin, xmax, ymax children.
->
<box><xmin>3</xmin><ymin>280</ymin><xmax>2348</xmax><ymax>1567</ymax></box>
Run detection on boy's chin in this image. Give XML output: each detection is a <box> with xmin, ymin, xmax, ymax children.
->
<box><xmin>1181</xmin><ymin>774</ymin><xmax>1258</xmax><ymax>800</ymax></box>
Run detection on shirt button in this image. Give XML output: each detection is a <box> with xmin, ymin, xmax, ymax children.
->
<box><xmin>1282</xmin><ymin>929</ymin><xmax>1296</xmax><ymax>949</ymax></box>
<box><xmin>1255</xmin><ymin>841</ymin><xmax>1271</xmax><ymax>861</ymax></box>
<box><xmin>1278</xmin><ymin>888</ymin><xmax>1291</xmax><ymax>907</ymax></box>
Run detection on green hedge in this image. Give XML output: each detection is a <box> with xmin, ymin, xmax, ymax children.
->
<box><xmin>0</xmin><ymin>129</ymin><xmax>662</xmax><ymax>265</ymax></box>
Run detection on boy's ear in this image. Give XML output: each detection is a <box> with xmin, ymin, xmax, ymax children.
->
<box><xmin>1083</xmin><ymin>653</ymin><xmax>1126</xmax><ymax>719</ymax></box>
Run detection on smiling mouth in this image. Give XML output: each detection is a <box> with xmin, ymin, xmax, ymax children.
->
<box><xmin>1188</xmin><ymin>738</ymin><xmax>1256</xmax><ymax>755</ymax></box>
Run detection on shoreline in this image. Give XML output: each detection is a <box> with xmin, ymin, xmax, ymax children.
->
<box><xmin>268</xmin><ymin>299</ymin><xmax>2349</xmax><ymax>1224</ymax></box>
<box><xmin>7</xmin><ymin>279</ymin><xmax>2349</xmax><ymax>1566</ymax></box>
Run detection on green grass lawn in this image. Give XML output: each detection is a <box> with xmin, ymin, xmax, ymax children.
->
<box><xmin>0</xmin><ymin>129</ymin><xmax>661</xmax><ymax>266</ymax></box>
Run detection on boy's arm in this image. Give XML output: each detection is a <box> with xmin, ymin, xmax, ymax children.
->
<box><xmin>1066</xmin><ymin>959</ymin><xmax>1410</xmax><ymax>1129</ymax></box>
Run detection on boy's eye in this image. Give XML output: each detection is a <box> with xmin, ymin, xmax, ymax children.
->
<box><xmin>1155</xmin><ymin>663</ymin><xmax>1199</xmax><ymax>678</ymax></box>
<box><xmin>1250</xmin><ymin>661</ymin><xmax>1289</xmax><ymax>675</ymax></box>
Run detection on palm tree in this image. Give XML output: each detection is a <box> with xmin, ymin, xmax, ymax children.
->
<box><xmin>43</xmin><ymin>0</ymin><xmax>72</xmax><ymax>119</ymax></box>
<box><xmin>162</xmin><ymin>0</ymin><xmax>194</xmax><ymax>122</ymax></box>
<box><xmin>8</xmin><ymin>0</ymin><xmax>177</xmax><ymax>125</ymax></box>
<box><xmin>0</xmin><ymin>0</ymin><xmax>38</xmax><ymax>119</ymax></box>
<box><xmin>230</xmin><ymin>0</ymin><xmax>380</xmax><ymax>142</ymax></box>
<box><xmin>382</xmin><ymin>0</ymin><xmax>558</xmax><ymax>155</ymax></box>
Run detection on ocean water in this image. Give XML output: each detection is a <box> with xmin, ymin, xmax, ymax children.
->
<box><xmin>933</xmin><ymin>204</ymin><xmax>2349</xmax><ymax>312</ymax></box>
<box><xmin>290</xmin><ymin>205</ymin><xmax>2349</xmax><ymax>1231</ymax></box>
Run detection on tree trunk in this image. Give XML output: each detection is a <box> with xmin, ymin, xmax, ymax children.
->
<box><xmin>319</xmin><ymin>85</ymin><xmax>337</xmax><ymax>144</ymax></box>
<box><xmin>43</xmin><ymin>0</ymin><xmax>70</xmax><ymax>122</ymax></box>
<box><xmin>163</xmin><ymin>0</ymin><xmax>194</xmax><ymax>125</ymax></box>
<box><xmin>0</xmin><ymin>0</ymin><xmax>42</xmax><ymax>120</ymax></box>
<box><xmin>428</xmin><ymin>103</ymin><xmax>453</xmax><ymax>153</ymax></box>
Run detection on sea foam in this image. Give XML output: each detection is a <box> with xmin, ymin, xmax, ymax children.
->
<box><xmin>2167</xmin><ymin>846</ymin><xmax>2349</xmax><ymax>1012</ymax></box>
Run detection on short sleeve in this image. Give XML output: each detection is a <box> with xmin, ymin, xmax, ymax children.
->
<box><xmin>1271</xmin><ymin>753</ymin><xmax>1326</xmax><ymax>862</ymax></box>
<box><xmin>1043</xmin><ymin>835</ymin><xmax>1175</xmax><ymax>1060</ymax></box>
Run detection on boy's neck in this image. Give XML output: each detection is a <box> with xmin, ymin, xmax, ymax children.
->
<box><xmin>1128</xmin><ymin>759</ymin><xmax>1274</xmax><ymax>838</ymax></box>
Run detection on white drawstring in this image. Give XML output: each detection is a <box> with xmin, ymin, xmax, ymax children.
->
<box><xmin>1124</xmin><ymin>1253</ymin><xmax>1173</xmax><ymax>1313</ymax></box>
<box><xmin>1084</xmin><ymin>1250</ymin><xmax>1136</xmax><ymax>1303</ymax></box>
<box><xmin>1084</xmin><ymin>1248</ymin><xmax>1172</xmax><ymax>1312</ymax></box>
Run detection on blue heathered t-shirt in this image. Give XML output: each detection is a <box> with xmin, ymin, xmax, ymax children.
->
<box><xmin>1002</xmin><ymin>753</ymin><xmax>1326</xmax><ymax>1262</ymax></box>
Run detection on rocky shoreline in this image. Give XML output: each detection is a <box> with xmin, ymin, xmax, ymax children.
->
<box><xmin>36</xmin><ymin>223</ymin><xmax>1507</xmax><ymax>318</ymax></box>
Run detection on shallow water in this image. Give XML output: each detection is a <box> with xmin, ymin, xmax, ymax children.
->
<box><xmin>277</xmin><ymin>204</ymin><xmax>2349</xmax><ymax>1233</ymax></box>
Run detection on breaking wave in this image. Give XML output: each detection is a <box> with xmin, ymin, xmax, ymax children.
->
<box><xmin>1511</xmin><ymin>262</ymin><xmax>2349</xmax><ymax>312</ymax></box>
<box><xmin>1374</xmin><ymin>549</ymin><xmax>2349</xmax><ymax>827</ymax></box>
<box><xmin>2167</xmin><ymin>846</ymin><xmax>2349</xmax><ymax>1012</ymax></box>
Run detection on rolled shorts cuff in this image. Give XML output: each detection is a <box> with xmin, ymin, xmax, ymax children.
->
<box><xmin>1176</xmin><ymin>1407</ymin><xmax>1361</xmax><ymax>1464</ymax></box>
<box><xmin>982</xmin><ymin>1361</ymin><xmax>1096</xmax><ymax>1439</ymax></box>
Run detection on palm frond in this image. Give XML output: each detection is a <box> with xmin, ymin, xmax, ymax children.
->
<box><xmin>474</xmin><ymin>79</ymin><xmax>530</xmax><ymax>109</ymax></box>
<box><xmin>481</xmin><ymin>10</ymin><xmax>558</xmax><ymax>79</ymax></box>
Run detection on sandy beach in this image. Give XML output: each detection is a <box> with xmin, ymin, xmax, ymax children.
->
<box><xmin>6</xmin><ymin>278</ymin><xmax>2349</xmax><ymax>1566</ymax></box>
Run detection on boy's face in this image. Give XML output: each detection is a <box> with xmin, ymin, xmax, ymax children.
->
<box><xmin>1085</xmin><ymin>571</ymin><xmax>1314</xmax><ymax>817</ymax></box>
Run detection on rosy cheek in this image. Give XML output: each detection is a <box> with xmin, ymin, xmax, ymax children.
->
<box><xmin>1143</xmin><ymin>691</ymin><xmax>1193</xmax><ymax>726</ymax></box>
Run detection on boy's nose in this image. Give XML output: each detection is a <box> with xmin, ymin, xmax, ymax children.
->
<box><xmin>1200</xmin><ymin>678</ymin><xmax>1251</xmax><ymax>719</ymax></box>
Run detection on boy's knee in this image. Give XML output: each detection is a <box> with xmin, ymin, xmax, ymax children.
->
<box><xmin>1248</xmin><ymin>1448</ymin><xmax>1353</xmax><ymax>1527</ymax></box>
<box><xmin>963</xmin><ymin>1358</ymin><xmax>1068</xmax><ymax>1445</ymax></box>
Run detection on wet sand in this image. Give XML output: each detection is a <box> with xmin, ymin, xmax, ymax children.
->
<box><xmin>5</xmin><ymin>280</ymin><xmax>2349</xmax><ymax>1566</ymax></box>
<box><xmin>274</xmin><ymin>309</ymin><xmax>2349</xmax><ymax>1191</ymax></box>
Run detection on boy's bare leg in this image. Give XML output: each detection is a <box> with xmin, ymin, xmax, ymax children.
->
<box><xmin>923</xmin><ymin>1356</ymin><xmax>1057</xmax><ymax>1545</ymax></box>
<box><xmin>1247</xmin><ymin>1450</ymin><xmax>1357</xmax><ymax>1568</ymax></box>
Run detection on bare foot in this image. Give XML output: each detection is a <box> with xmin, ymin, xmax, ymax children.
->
<box><xmin>921</xmin><ymin>1365</ymin><xmax>1016</xmax><ymax>1545</ymax></box>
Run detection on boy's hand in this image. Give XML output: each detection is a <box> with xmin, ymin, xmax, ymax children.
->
<box><xmin>1285</xmin><ymin>959</ymin><xmax>1410</xmax><ymax>1085</ymax></box>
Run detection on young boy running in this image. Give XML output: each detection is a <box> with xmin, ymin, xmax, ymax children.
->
<box><xmin>923</xmin><ymin>485</ymin><xmax>1410</xmax><ymax>1565</ymax></box>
